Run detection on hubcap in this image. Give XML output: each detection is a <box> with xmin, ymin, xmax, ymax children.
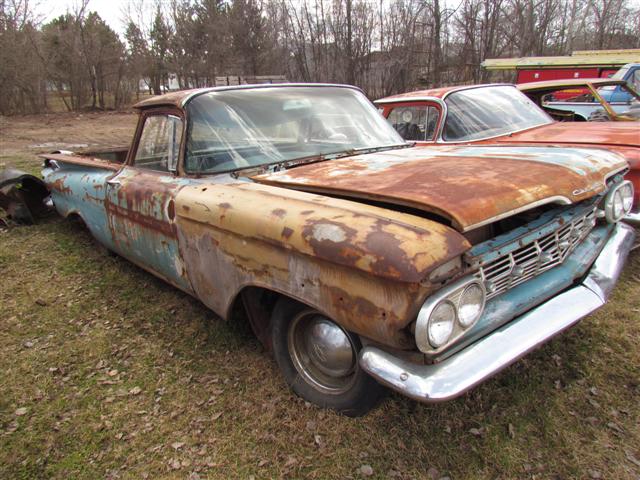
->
<box><xmin>288</xmin><ymin>312</ymin><xmax>358</xmax><ymax>395</ymax></box>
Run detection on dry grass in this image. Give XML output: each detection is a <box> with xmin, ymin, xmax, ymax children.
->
<box><xmin>1</xmin><ymin>113</ymin><xmax>639</xmax><ymax>479</ymax></box>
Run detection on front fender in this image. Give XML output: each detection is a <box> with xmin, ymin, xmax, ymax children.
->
<box><xmin>173</xmin><ymin>181</ymin><xmax>470</xmax><ymax>348</ymax></box>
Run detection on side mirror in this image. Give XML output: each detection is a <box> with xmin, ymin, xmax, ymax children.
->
<box><xmin>167</xmin><ymin>115</ymin><xmax>181</xmax><ymax>173</ymax></box>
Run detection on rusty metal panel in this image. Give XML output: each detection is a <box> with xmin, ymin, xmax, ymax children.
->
<box><xmin>0</xmin><ymin>168</ymin><xmax>50</xmax><ymax>224</ymax></box>
<box><xmin>495</xmin><ymin>121</ymin><xmax>640</xmax><ymax>148</ymax></box>
<box><xmin>253</xmin><ymin>146</ymin><xmax>627</xmax><ymax>231</ymax></box>
<box><xmin>173</xmin><ymin>181</ymin><xmax>470</xmax><ymax>348</ymax></box>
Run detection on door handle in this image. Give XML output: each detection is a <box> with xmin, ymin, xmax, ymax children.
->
<box><xmin>107</xmin><ymin>179</ymin><xmax>121</xmax><ymax>186</ymax></box>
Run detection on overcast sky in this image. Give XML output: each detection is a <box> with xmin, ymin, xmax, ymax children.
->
<box><xmin>38</xmin><ymin>0</ymin><xmax>131</xmax><ymax>35</ymax></box>
<box><xmin>38</xmin><ymin>0</ymin><xmax>640</xmax><ymax>39</ymax></box>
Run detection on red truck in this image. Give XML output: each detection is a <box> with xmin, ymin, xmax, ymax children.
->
<box><xmin>482</xmin><ymin>49</ymin><xmax>640</xmax><ymax>100</ymax></box>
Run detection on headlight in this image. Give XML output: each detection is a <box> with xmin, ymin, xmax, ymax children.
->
<box><xmin>604</xmin><ymin>180</ymin><xmax>634</xmax><ymax>223</ymax></box>
<box><xmin>458</xmin><ymin>283</ymin><xmax>485</xmax><ymax>327</ymax></box>
<box><xmin>619</xmin><ymin>181</ymin><xmax>634</xmax><ymax>213</ymax></box>
<box><xmin>427</xmin><ymin>301</ymin><xmax>456</xmax><ymax>347</ymax></box>
<box><xmin>416</xmin><ymin>277</ymin><xmax>486</xmax><ymax>352</ymax></box>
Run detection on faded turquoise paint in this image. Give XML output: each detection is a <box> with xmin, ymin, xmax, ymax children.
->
<box><xmin>42</xmin><ymin>164</ymin><xmax>118</xmax><ymax>251</ymax></box>
<box><xmin>436</xmin><ymin>223</ymin><xmax>613</xmax><ymax>362</ymax></box>
<box><xmin>466</xmin><ymin>195</ymin><xmax>600</xmax><ymax>261</ymax></box>
<box><xmin>43</xmin><ymin>163</ymin><xmax>193</xmax><ymax>293</ymax></box>
<box><xmin>434</xmin><ymin>145</ymin><xmax>626</xmax><ymax>176</ymax></box>
<box><xmin>105</xmin><ymin>167</ymin><xmax>193</xmax><ymax>292</ymax></box>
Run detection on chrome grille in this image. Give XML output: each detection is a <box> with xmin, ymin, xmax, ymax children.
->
<box><xmin>475</xmin><ymin>207</ymin><xmax>597</xmax><ymax>300</ymax></box>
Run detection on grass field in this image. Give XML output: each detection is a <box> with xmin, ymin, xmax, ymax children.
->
<box><xmin>1</xmin><ymin>112</ymin><xmax>639</xmax><ymax>479</ymax></box>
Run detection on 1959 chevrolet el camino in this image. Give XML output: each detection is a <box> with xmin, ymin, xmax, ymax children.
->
<box><xmin>40</xmin><ymin>84</ymin><xmax>636</xmax><ymax>416</ymax></box>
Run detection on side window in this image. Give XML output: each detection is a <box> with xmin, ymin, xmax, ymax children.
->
<box><xmin>387</xmin><ymin>106</ymin><xmax>439</xmax><ymax>141</ymax></box>
<box><xmin>134</xmin><ymin>114</ymin><xmax>183</xmax><ymax>172</ymax></box>
<box><xmin>630</xmin><ymin>70</ymin><xmax>640</xmax><ymax>92</ymax></box>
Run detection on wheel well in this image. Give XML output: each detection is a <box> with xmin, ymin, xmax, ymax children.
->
<box><xmin>66</xmin><ymin>212</ymin><xmax>86</xmax><ymax>226</ymax></box>
<box><xmin>229</xmin><ymin>286</ymin><xmax>288</xmax><ymax>351</ymax></box>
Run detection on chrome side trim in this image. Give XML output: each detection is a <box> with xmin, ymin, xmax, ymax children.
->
<box><xmin>181</xmin><ymin>83</ymin><xmax>364</xmax><ymax>107</ymax></box>
<box><xmin>375</xmin><ymin>96</ymin><xmax>442</xmax><ymax>105</ymax></box>
<box><xmin>359</xmin><ymin>222</ymin><xmax>635</xmax><ymax>403</ymax></box>
<box><xmin>461</xmin><ymin>196</ymin><xmax>572</xmax><ymax>232</ymax></box>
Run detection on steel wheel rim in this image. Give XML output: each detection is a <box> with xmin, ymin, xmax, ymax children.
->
<box><xmin>287</xmin><ymin>311</ymin><xmax>358</xmax><ymax>395</ymax></box>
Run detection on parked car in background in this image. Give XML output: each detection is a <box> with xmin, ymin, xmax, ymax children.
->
<box><xmin>40</xmin><ymin>84</ymin><xmax>635</xmax><ymax>415</ymax></box>
<box><xmin>518</xmin><ymin>78</ymin><xmax>640</xmax><ymax>121</ymax></box>
<box><xmin>375</xmin><ymin>84</ymin><xmax>640</xmax><ymax>223</ymax></box>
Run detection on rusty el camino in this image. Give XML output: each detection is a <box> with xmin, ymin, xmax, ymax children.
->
<box><xmin>41</xmin><ymin>84</ymin><xmax>636</xmax><ymax>416</ymax></box>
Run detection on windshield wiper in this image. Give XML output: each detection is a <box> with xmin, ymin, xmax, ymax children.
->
<box><xmin>238</xmin><ymin>142</ymin><xmax>414</xmax><ymax>178</ymax></box>
<box><xmin>283</xmin><ymin>142</ymin><xmax>414</xmax><ymax>171</ymax></box>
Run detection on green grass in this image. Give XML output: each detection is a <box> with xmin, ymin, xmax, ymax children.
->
<box><xmin>1</xmin><ymin>113</ymin><xmax>639</xmax><ymax>478</ymax></box>
<box><xmin>1</xmin><ymin>214</ymin><xmax>639</xmax><ymax>480</ymax></box>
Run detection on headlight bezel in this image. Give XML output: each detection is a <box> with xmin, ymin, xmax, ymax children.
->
<box><xmin>604</xmin><ymin>180</ymin><xmax>634</xmax><ymax>223</ymax></box>
<box><xmin>415</xmin><ymin>276</ymin><xmax>486</xmax><ymax>353</ymax></box>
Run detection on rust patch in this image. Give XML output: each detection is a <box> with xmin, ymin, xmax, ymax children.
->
<box><xmin>271</xmin><ymin>208</ymin><xmax>286</xmax><ymax>218</ymax></box>
<box><xmin>50</xmin><ymin>177</ymin><xmax>72</xmax><ymax>195</ymax></box>
<box><xmin>167</xmin><ymin>199</ymin><xmax>176</xmax><ymax>220</ymax></box>
<box><xmin>175</xmin><ymin>181</ymin><xmax>470</xmax><ymax>284</ymax></box>
<box><xmin>106</xmin><ymin>202</ymin><xmax>176</xmax><ymax>237</ymax></box>
<box><xmin>366</xmin><ymin>227</ymin><xmax>417</xmax><ymax>279</ymax></box>
<box><xmin>253</xmin><ymin>147</ymin><xmax>625</xmax><ymax>231</ymax></box>
<box><xmin>281</xmin><ymin>226</ymin><xmax>294</xmax><ymax>239</ymax></box>
<box><xmin>301</xmin><ymin>219</ymin><xmax>361</xmax><ymax>267</ymax></box>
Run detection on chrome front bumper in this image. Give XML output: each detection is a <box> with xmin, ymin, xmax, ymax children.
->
<box><xmin>626</xmin><ymin>211</ymin><xmax>640</xmax><ymax>226</ymax></box>
<box><xmin>359</xmin><ymin>222</ymin><xmax>636</xmax><ymax>403</ymax></box>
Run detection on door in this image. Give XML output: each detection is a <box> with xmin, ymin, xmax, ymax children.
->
<box><xmin>106</xmin><ymin>112</ymin><xmax>192</xmax><ymax>292</ymax></box>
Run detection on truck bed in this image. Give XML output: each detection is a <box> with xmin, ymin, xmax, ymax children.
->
<box><xmin>39</xmin><ymin>146</ymin><xmax>129</xmax><ymax>171</ymax></box>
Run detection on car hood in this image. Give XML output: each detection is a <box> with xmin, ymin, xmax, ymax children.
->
<box><xmin>252</xmin><ymin>146</ymin><xmax>627</xmax><ymax>232</ymax></box>
<box><xmin>496</xmin><ymin>122</ymin><xmax>640</xmax><ymax>148</ymax></box>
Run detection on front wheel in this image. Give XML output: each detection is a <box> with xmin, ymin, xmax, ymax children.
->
<box><xmin>270</xmin><ymin>298</ymin><xmax>386</xmax><ymax>416</ymax></box>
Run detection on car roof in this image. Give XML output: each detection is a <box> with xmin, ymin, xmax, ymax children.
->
<box><xmin>517</xmin><ymin>78</ymin><xmax>628</xmax><ymax>92</ymax></box>
<box><xmin>374</xmin><ymin>83</ymin><xmax>513</xmax><ymax>104</ymax></box>
<box><xmin>133</xmin><ymin>83</ymin><xmax>362</xmax><ymax>110</ymax></box>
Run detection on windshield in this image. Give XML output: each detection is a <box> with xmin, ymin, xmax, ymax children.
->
<box><xmin>443</xmin><ymin>86</ymin><xmax>553</xmax><ymax>142</ymax></box>
<box><xmin>184</xmin><ymin>86</ymin><xmax>404</xmax><ymax>174</ymax></box>
<box><xmin>611</xmin><ymin>67</ymin><xmax>629</xmax><ymax>81</ymax></box>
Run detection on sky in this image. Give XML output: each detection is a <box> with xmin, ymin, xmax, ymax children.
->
<box><xmin>38</xmin><ymin>0</ymin><xmax>131</xmax><ymax>35</ymax></box>
<box><xmin>37</xmin><ymin>0</ymin><xmax>640</xmax><ymax>40</ymax></box>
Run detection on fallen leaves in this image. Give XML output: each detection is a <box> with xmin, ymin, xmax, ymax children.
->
<box><xmin>359</xmin><ymin>464</ymin><xmax>373</xmax><ymax>476</ymax></box>
<box><xmin>129</xmin><ymin>386</ymin><xmax>142</xmax><ymax>396</ymax></box>
<box><xmin>14</xmin><ymin>407</ymin><xmax>28</xmax><ymax>416</ymax></box>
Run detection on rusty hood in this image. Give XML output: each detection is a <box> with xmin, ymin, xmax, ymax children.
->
<box><xmin>498</xmin><ymin>122</ymin><xmax>640</xmax><ymax>149</ymax></box>
<box><xmin>252</xmin><ymin>145</ymin><xmax>627</xmax><ymax>232</ymax></box>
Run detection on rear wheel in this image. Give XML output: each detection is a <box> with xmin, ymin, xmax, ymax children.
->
<box><xmin>270</xmin><ymin>298</ymin><xmax>386</xmax><ymax>416</ymax></box>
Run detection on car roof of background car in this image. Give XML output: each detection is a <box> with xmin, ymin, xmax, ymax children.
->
<box><xmin>517</xmin><ymin>78</ymin><xmax>629</xmax><ymax>92</ymax></box>
<box><xmin>133</xmin><ymin>83</ymin><xmax>363</xmax><ymax>110</ymax></box>
<box><xmin>374</xmin><ymin>83</ymin><xmax>513</xmax><ymax>104</ymax></box>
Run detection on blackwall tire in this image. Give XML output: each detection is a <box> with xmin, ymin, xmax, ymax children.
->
<box><xmin>270</xmin><ymin>297</ymin><xmax>386</xmax><ymax>417</ymax></box>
